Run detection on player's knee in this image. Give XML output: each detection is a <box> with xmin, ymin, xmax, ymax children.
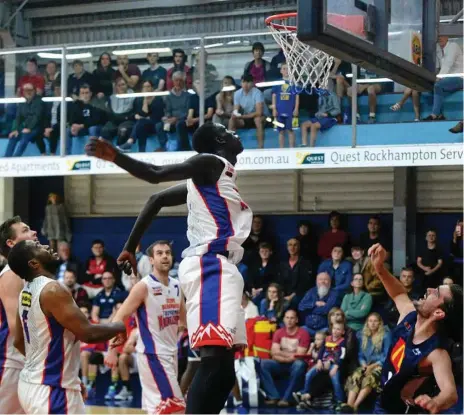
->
<box><xmin>119</xmin><ymin>353</ymin><xmax>129</xmax><ymax>365</ymax></box>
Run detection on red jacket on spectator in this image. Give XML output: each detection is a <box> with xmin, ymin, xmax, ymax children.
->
<box><xmin>317</xmin><ymin>229</ymin><xmax>350</xmax><ymax>260</ymax></box>
<box><xmin>166</xmin><ymin>65</ymin><xmax>192</xmax><ymax>90</ymax></box>
<box><xmin>18</xmin><ymin>75</ymin><xmax>45</xmax><ymax>96</ymax></box>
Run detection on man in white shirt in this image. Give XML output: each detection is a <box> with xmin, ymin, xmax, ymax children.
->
<box><xmin>425</xmin><ymin>35</ymin><xmax>463</xmax><ymax>121</ymax></box>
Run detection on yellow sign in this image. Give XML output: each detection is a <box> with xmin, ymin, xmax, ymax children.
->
<box><xmin>411</xmin><ymin>33</ymin><xmax>422</xmax><ymax>65</ymax></box>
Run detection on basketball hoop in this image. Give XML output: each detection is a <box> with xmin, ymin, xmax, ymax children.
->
<box><xmin>266</xmin><ymin>12</ymin><xmax>334</xmax><ymax>93</ymax></box>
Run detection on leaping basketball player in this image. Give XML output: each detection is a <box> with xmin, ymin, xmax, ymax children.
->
<box><xmin>0</xmin><ymin>216</ymin><xmax>38</xmax><ymax>414</ymax></box>
<box><xmin>9</xmin><ymin>240</ymin><xmax>126</xmax><ymax>414</ymax></box>
<box><xmin>369</xmin><ymin>243</ymin><xmax>461</xmax><ymax>414</ymax></box>
<box><xmin>85</xmin><ymin>122</ymin><xmax>252</xmax><ymax>414</ymax></box>
<box><xmin>105</xmin><ymin>240</ymin><xmax>186</xmax><ymax>414</ymax></box>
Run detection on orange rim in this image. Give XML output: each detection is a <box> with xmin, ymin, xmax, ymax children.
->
<box><xmin>265</xmin><ymin>12</ymin><xmax>297</xmax><ymax>31</ymax></box>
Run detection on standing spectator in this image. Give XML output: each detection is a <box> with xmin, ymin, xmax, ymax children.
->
<box><xmin>42</xmin><ymin>80</ymin><xmax>62</xmax><ymax>155</ymax></box>
<box><xmin>242</xmin><ymin>215</ymin><xmax>275</xmax><ymax>265</ymax></box>
<box><xmin>347</xmin><ymin>68</ymin><xmax>382</xmax><ymax>124</ymax></box>
<box><xmin>296</xmin><ymin>221</ymin><xmax>319</xmax><ymax>271</ymax></box>
<box><xmin>341</xmin><ymin>273</ymin><xmax>372</xmax><ymax>331</ymax></box>
<box><xmin>213</xmin><ymin>76</ymin><xmax>236</xmax><ymax>127</ymax></box>
<box><xmin>55</xmin><ymin>241</ymin><xmax>82</xmax><ymax>283</ymax></box>
<box><xmin>113</xmin><ymin>55</ymin><xmax>141</xmax><ymax>91</ymax></box>
<box><xmin>317</xmin><ymin>211</ymin><xmax>350</xmax><ymax>260</ymax></box>
<box><xmin>343</xmin><ymin>313</ymin><xmax>391</xmax><ymax>412</ymax></box>
<box><xmin>142</xmin><ymin>53</ymin><xmax>167</xmax><ymax>91</ymax></box>
<box><xmin>279</xmin><ymin>238</ymin><xmax>314</xmax><ymax>306</ymax></box>
<box><xmin>166</xmin><ymin>49</ymin><xmax>192</xmax><ymax>91</ymax></box>
<box><xmin>417</xmin><ymin>228</ymin><xmax>444</xmax><ymax>288</ymax></box>
<box><xmin>190</xmin><ymin>51</ymin><xmax>219</xmax><ymax>99</ymax></box>
<box><xmin>43</xmin><ymin>60</ymin><xmax>60</xmax><ymax>98</ymax></box>
<box><xmin>299</xmin><ymin>272</ymin><xmax>338</xmax><ymax>336</ymax></box>
<box><xmin>318</xmin><ymin>245</ymin><xmax>353</xmax><ymax>301</ymax></box>
<box><xmin>93</xmin><ymin>52</ymin><xmax>115</xmax><ymax>98</ymax></box>
<box><xmin>424</xmin><ymin>36</ymin><xmax>463</xmax><ymax>121</ymax></box>
<box><xmin>156</xmin><ymin>71</ymin><xmax>190</xmax><ymax>151</ymax></box>
<box><xmin>17</xmin><ymin>57</ymin><xmax>45</xmax><ymax>96</ymax></box>
<box><xmin>247</xmin><ymin>242</ymin><xmax>279</xmax><ymax>304</ymax></box>
<box><xmin>119</xmin><ymin>80</ymin><xmax>165</xmax><ymax>152</ymax></box>
<box><xmin>91</xmin><ymin>270</ymin><xmax>126</xmax><ymax>323</ymax></box>
<box><xmin>67</xmin><ymin>84</ymin><xmax>105</xmax><ymax>155</ymax></box>
<box><xmin>5</xmin><ymin>83</ymin><xmax>44</xmax><ymax>157</ymax></box>
<box><xmin>83</xmin><ymin>239</ymin><xmax>119</xmax><ymax>298</ymax></box>
<box><xmin>62</xmin><ymin>268</ymin><xmax>89</xmax><ymax>304</ymax></box>
<box><xmin>450</xmin><ymin>219</ymin><xmax>463</xmax><ymax>284</ymax></box>
<box><xmin>300</xmin><ymin>89</ymin><xmax>340</xmax><ymax>147</ymax></box>
<box><xmin>41</xmin><ymin>192</ymin><xmax>72</xmax><ymax>251</ymax></box>
<box><xmin>260</xmin><ymin>309</ymin><xmax>310</xmax><ymax>407</ymax></box>
<box><xmin>229</xmin><ymin>74</ymin><xmax>266</xmax><ymax>149</ymax></box>
<box><xmin>101</xmin><ymin>77</ymin><xmax>135</xmax><ymax>146</ymax></box>
<box><xmin>243</xmin><ymin>42</ymin><xmax>271</xmax><ymax>84</ymax></box>
<box><xmin>67</xmin><ymin>59</ymin><xmax>95</xmax><ymax>100</ymax></box>
<box><xmin>259</xmin><ymin>283</ymin><xmax>290</xmax><ymax>325</ymax></box>
<box><xmin>272</xmin><ymin>63</ymin><xmax>299</xmax><ymax>148</ymax></box>
<box><xmin>359</xmin><ymin>216</ymin><xmax>391</xmax><ymax>261</ymax></box>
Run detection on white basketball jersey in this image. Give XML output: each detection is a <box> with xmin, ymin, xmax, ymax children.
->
<box><xmin>136</xmin><ymin>275</ymin><xmax>181</xmax><ymax>356</ymax></box>
<box><xmin>18</xmin><ymin>276</ymin><xmax>81</xmax><ymax>391</ymax></box>
<box><xmin>182</xmin><ymin>154</ymin><xmax>253</xmax><ymax>264</ymax></box>
<box><xmin>0</xmin><ymin>264</ymin><xmax>25</xmax><ymax>371</ymax></box>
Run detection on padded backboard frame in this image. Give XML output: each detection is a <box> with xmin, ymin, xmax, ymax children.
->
<box><xmin>297</xmin><ymin>0</ymin><xmax>436</xmax><ymax>91</ymax></box>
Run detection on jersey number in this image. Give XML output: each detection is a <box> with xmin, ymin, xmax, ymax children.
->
<box><xmin>22</xmin><ymin>309</ymin><xmax>30</xmax><ymax>343</ymax></box>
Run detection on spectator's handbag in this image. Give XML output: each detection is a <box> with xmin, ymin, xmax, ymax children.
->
<box><xmin>253</xmin><ymin>319</ymin><xmax>277</xmax><ymax>358</ymax></box>
<box><xmin>234</xmin><ymin>356</ymin><xmax>263</xmax><ymax>407</ymax></box>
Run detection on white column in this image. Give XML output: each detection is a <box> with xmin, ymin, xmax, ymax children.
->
<box><xmin>0</xmin><ymin>178</ymin><xmax>14</xmax><ymax>224</ymax></box>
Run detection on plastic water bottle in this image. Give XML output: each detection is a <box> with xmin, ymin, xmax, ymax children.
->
<box><xmin>343</xmin><ymin>110</ymin><xmax>349</xmax><ymax>124</ymax></box>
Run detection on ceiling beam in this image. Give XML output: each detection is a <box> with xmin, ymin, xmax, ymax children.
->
<box><xmin>439</xmin><ymin>22</ymin><xmax>463</xmax><ymax>36</ymax></box>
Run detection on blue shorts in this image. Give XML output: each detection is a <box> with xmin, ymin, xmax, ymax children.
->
<box><xmin>276</xmin><ymin>115</ymin><xmax>293</xmax><ymax>132</ymax></box>
<box><xmin>310</xmin><ymin>117</ymin><xmax>337</xmax><ymax>131</ymax></box>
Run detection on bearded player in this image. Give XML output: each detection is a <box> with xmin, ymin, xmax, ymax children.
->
<box><xmin>86</xmin><ymin>123</ymin><xmax>252</xmax><ymax>414</ymax></box>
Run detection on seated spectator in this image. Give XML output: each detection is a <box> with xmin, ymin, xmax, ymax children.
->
<box><xmin>443</xmin><ymin>276</ymin><xmax>454</xmax><ymax>285</ymax></box>
<box><xmin>83</xmin><ymin>239</ymin><xmax>119</xmax><ymax>298</ymax></box>
<box><xmin>362</xmin><ymin>258</ymin><xmax>387</xmax><ymax>306</ymax></box>
<box><xmin>6</xmin><ymin>83</ymin><xmax>44</xmax><ymax>157</ymax></box>
<box><xmin>317</xmin><ymin>211</ymin><xmax>350</xmax><ymax>260</ymax></box>
<box><xmin>177</xmin><ymin>79</ymin><xmax>215</xmax><ymax>148</ymax></box>
<box><xmin>41</xmin><ymin>80</ymin><xmax>62</xmax><ymax>156</ymax></box>
<box><xmin>417</xmin><ymin>228</ymin><xmax>444</xmax><ymax>288</ymax></box>
<box><xmin>248</xmin><ymin>242</ymin><xmax>279</xmax><ymax>304</ymax></box>
<box><xmin>424</xmin><ymin>35</ymin><xmax>463</xmax><ymax>121</ymax></box>
<box><xmin>260</xmin><ymin>309</ymin><xmax>309</xmax><ymax>407</ymax></box>
<box><xmin>166</xmin><ymin>49</ymin><xmax>192</xmax><ymax>91</ymax></box>
<box><xmin>190</xmin><ymin>50</ymin><xmax>219</xmax><ymax>99</ymax></box>
<box><xmin>67</xmin><ymin>84</ymin><xmax>105</xmax><ymax>155</ymax></box>
<box><xmin>113</xmin><ymin>55</ymin><xmax>141</xmax><ymax>91</ymax></box>
<box><xmin>299</xmin><ymin>272</ymin><xmax>338</xmax><ymax>336</ymax></box>
<box><xmin>243</xmin><ymin>42</ymin><xmax>271</xmax><ymax>84</ymax></box>
<box><xmin>56</xmin><ymin>241</ymin><xmax>82</xmax><ymax>283</ymax></box>
<box><xmin>341</xmin><ymin>273</ymin><xmax>372</xmax><ymax>331</ymax></box>
<box><xmin>279</xmin><ymin>238</ymin><xmax>314</xmax><ymax>306</ymax></box>
<box><xmin>91</xmin><ymin>270</ymin><xmax>126</xmax><ymax>323</ymax></box>
<box><xmin>229</xmin><ymin>74</ymin><xmax>266</xmax><ymax>149</ymax></box>
<box><xmin>142</xmin><ymin>52</ymin><xmax>167</xmax><ymax>91</ymax></box>
<box><xmin>348</xmin><ymin>246</ymin><xmax>367</xmax><ymax>275</ymax></box>
<box><xmin>62</xmin><ymin>268</ymin><xmax>89</xmax><ymax>304</ymax></box>
<box><xmin>318</xmin><ymin>245</ymin><xmax>353</xmax><ymax>301</ymax></box>
<box><xmin>347</xmin><ymin>68</ymin><xmax>382</xmax><ymax>123</ymax></box>
<box><xmin>17</xmin><ymin>57</ymin><xmax>45</xmax><ymax>96</ymax></box>
<box><xmin>242</xmin><ymin>215</ymin><xmax>276</xmax><ymax>265</ymax></box>
<box><xmin>101</xmin><ymin>77</ymin><xmax>135</xmax><ymax>146</ymax></box>
<box><xmin>272</xmin><ymin>63</ymin><xmax>299</xmax><ymax>148</ymax></box>
<box><xmin>43</xmin><ymin>60</ymin><xmax>60</xmax><ymax>98</ymax></box>
<box><xmin>344</xmin><ymin>313</ymin><xmax>391</xmax><ymax>412</ymax></box>
<box><xmin>156</xmin><ymin>71</ymin><xmax>191</xmax><ymax>151</ymax></box>
<box><xmin>390</xmin><ymin>87</ymin><xmax>420</xmax><ymax>121</ymax></box>
<box><xmin>259</xmin><ymin>283</ymin><xmax>290</xmax><ymax>325</ymax></box>
<box><xmin>242</xmin><ymin>291</ymin><xmax>259</xmax><ymax>320</ymax></box>
<box><xmin>294</xmin><ymin>322</ymin><xmax>346</xmax><ymax>409</ymax></box>
<box><xmin>269</xmin><ymin>49</ymin><xmax>286</xmax><ymax>80</ymax></box>
<box><xmin>119</xmin><ymin>80</ymin><xmax>164</xmax><ymax>152</ymax></box>
<box><xmin>450</xmin><ymin>219</ymin><xmax>463</xmax><ymax>284</ymax></box>
<box><xmin>296</xmin><ymin>221</ymin><xmax>319</xmax><ymax>271</ymax></box>
<box><xmin>359</xmin><ymin>216</ymin><xmax>391</xmax><ymax>262</ymax></box>
<box><xmin>332</xmin><ymin>58</ymin><xmax>359</xmax><ymax>104</ymax></box>
<box><xmin>213</xmin><ymin>76</ymin><xmax>236</xmax><ymax>127</ymax></box>
<box><xmin>67</xmin><ymin>59</ymin><xmax>95</xmax><ymax>100</ymax></box>
<box><xmin>93</xmin><ymin>52</ymin><xmax>115</xmax><ymax>99</ymax></box>
<box><xmin>296</xmin><ymin>330</ymin><xmax>326</xmax><ymax>370</ymax></box>
<box><xmin>301</xmin><ymin>89</ymin><xmax>340</xmax><ymax>147</ymax></box>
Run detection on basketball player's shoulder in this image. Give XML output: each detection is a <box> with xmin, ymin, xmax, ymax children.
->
<box><xmin>191</xmin><ymin>153</ymin><xmax>225</xmax><ymax>169</ymax></box>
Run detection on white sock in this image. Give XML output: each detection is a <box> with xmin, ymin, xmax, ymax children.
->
<box><xmin>369</xmin><ymin>112</ymin><xmax>376</xmax><ymax>117</ymax></box>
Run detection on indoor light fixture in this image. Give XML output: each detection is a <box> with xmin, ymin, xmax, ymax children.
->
<box><xmin>256</xmin><ymin>80</ymin><xmax>285</xmax><ymax>87</ymax></box>
<box><xmin>37</xmin><ymin>52</ymin><xmax>93</xmax><ymax>60</ymax></box>
<box><xmin>112</xmin><ymin>48</ymin><xmax>172</xmax><ymax>56</ymax></box>
<box><xmin>115</xmin><ymin>91</ymin><xmax>170</xmax><ymax>98</ymax></box>
<box><xmin>42</xmin><ymin>97</ymin><xmax>74</xmax><ymax>102</ymax></box>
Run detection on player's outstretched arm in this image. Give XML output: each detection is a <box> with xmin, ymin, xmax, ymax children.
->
<box><xmin>41</xmin><ymin>281</ymin><xmax>125</xmax><ymax>343</ymax></box>
<box><xmin>13</xmin><ymin>310</ymin><xmax>25</xmax><ymax>356</ymax></box>
<box><xmin>112</xmin><ymin>281</ymin><xmax>147</xmax><ymax>324</ymax></box>
<box><xmin>369</xmin><ymin>243</ymin><xmax>415</xmax><ymax>321</ymax></box>
<box><xmin>85</xmin><ymin>137</ymin><xmax>222</xmax><ymax>184</ymax></box>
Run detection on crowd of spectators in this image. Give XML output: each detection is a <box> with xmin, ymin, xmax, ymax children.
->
<box><xmin>1</xmin><ymin>35</ymin><xmax>462</xmax><ymax>156</ymax></box>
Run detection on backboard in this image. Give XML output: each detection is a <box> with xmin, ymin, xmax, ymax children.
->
<box><xmin>297</xmin><ymin>0</ymin><xmax>437</xmax><ymax>91</ymax></box>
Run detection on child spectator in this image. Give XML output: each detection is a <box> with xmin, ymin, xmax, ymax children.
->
<box><xmin>272</xmin><ymin>63</ymin><xmax>299</xmax><ymax>148</ymax></box>
<box><xmin>297</xmin><ymin>330</ymin><xmax>326</xmax><ymax>370</ymax></box>
<box><xmin>294</xmin><ymin>322</ymin><xmax>346</xmax><ymax>409</ymax></box>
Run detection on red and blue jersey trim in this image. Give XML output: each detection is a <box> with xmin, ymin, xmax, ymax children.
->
<box><xmin>42</xmin><ymin>316</ymin><xmax>65</xmax><ymax>388</ymax></box>
<box><xmin>0</xmin><ymin>301</ymin><xmax>8</xmax><ymax>384</ymax></box>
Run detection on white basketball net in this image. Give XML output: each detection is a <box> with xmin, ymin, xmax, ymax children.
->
<box><xmin>267</xmin><ymin>18</ymin><xmax>334</xmax><ymax>92</ymax></box>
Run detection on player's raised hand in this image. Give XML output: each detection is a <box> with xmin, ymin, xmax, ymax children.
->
<box><xmin>118</xmin><ymin>250</ymin><xmax>137</xmax><ymax>276</ymax></box>
<box><xmin>85</xmin><ymin>137</ymin><xmax>118</xmax><ymax>162</ymax></box>
<box><xmin>368</xmin><ymin>243</ymin><xmax>387</xmax><ymax>269</ymax></box>
<box><xmin>414</xmin><ymin>394</ymin><xmax>440</xmax><ymax>414</ymax></box>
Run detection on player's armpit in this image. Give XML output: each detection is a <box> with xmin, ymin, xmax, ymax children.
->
<box><xmin>40</xmin><ymin>282</ymin><xmax>125</xmax><ymax>344</ymax></box>
<box><xmin>112</xmin><ymin>281</ymin><xmax>147</xmax><ymax>324</ymax></box>
<box><xmin>0</xmin><ymin>270</ymin><xmax>25</xmax><ymax>335</ymax></box>
<box><xmin>13</xmin><ymin>310</ymin><xmax>25</xmax><ymax>356</ymax></box>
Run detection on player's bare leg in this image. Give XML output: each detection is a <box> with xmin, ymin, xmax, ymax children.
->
<box><xmin>288</xmin><ymin>130</ymin><xmax>296</xmax><ymax>148</ymax></box>
<box><xmin>310</xmin><ymin>122</ymin><xmax>321</xmax><ymax>147</ymax></box>
<box><xmin>301</xmin><ymin>121</ymin><xmax>311</xmax><ymax>146</ymax></box>
<box><xmin>278</xmin><ymin>131</ymin><xmax>285</xmax><ymax>148</ymax></box>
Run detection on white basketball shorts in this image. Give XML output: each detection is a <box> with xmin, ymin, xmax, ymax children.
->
<box><xmin>138</xmin><ymin>352</ymin><xmax>185</xmax><ymax>414</ymax></box>
<box><xmin>179</xmin><ymin>253</ymin><xmax>246</xmax><ymax>349</ymax></box>
<box><xmin>0</xmin><ymin>367</ymin><xmax>24</xmax><ymax>413</ymax></box>
<box><xmin>17</xmin><ymin>379</ymin><xmax>85</xmax><ymax>414</ymax></box>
